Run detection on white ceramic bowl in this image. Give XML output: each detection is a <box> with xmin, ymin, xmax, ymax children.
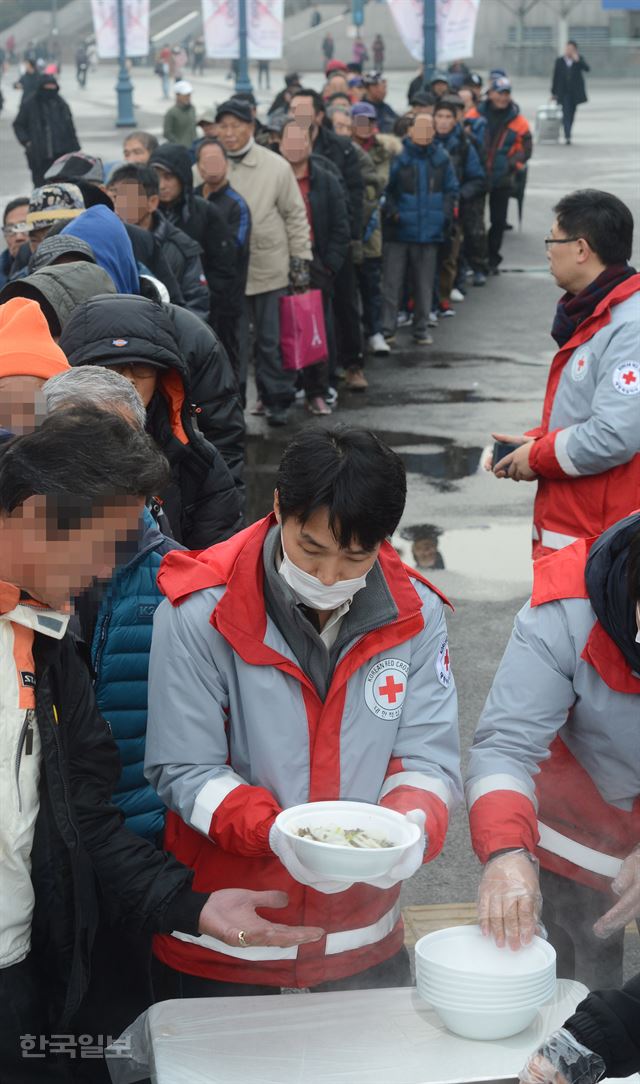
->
<box><xmin>416</xmin><ymin>975</ymin><xmax>556</xmax><ymax>1009</ymax></box>
<box><xmin>415</xmin><ymin>925</ymin><xmax>556</xmax><ymax>979</ymax></box>
<box><xmin>274</xmin><ymin>801</ymin><xmax>421</xmax><ymax>880</ymax></box>
<box><xmin>431</xmin><ymin>1002</ymin><xmax>540</xmax><ymax>1041</ymax></box>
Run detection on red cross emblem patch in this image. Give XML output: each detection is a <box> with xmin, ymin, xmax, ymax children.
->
<box><xmin>436</xmin><ymin>637</ymin><xmax>452</xmax><ymax>688</ymax></box>
<box><xmin>571</xmin><ymin>354</ymin><xmax>589</xmax><ymax>382</ymax></box>
<box><xmin>612</xmin><ymin>362</ymin><xmax>640</xmax><ymax>396</ymax></box>
<box><xmin>365</xmin><ymin>658</ymin><xmax>409</xmax><ymax>720</ymax></box>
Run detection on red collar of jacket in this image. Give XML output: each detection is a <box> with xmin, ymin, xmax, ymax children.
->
<box><xmin>539</xmin><ymin>273</ymin><xmax>640</xmax><ymax>433</ymax></box>
<box><xmin>157</xmin><ymin>514</ymin><xmax>452</xmax><ymax>668</ymax></box>
<box><xmin>531</xmin><ymin>537</ymin><xmax>640</xmax><ymax>694</ymax></box>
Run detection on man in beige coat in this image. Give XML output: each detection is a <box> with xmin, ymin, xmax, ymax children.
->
<box><xmin>216</xmin><ymin>99</ymin><xmax>312</xmax><ymax>426</ymax></box>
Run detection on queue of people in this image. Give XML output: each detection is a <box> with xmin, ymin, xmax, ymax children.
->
<box><xmin>1</xmin><ymin>48</ymin><xmax>639</xmax><ymax>1084</ymax></box>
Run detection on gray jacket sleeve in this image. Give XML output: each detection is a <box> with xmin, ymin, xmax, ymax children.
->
<box><xmin>556</xmin><ymin>311</ymin><xmax>640</xmax><ymax>476</ymax></box>
<box><xmin>466</xmin><ymin>598</ymin><xmax>578</xmax><ymax>810</ymax></box>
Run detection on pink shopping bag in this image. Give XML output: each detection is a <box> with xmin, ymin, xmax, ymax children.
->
<box><xmin>279</xmin><ymin>290</ymin><xmax>328</xmax><ymax>371</ymax></box>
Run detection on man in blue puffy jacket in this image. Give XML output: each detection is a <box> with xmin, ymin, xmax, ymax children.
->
<box><xmin>381</xmin><ymin>112</ymin><xmax>458</xmax><ymax>346</ymax></box>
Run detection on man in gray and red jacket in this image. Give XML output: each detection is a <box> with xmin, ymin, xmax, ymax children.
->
<box><xmin>466</xmin><ymin>511</ymin><xmax>640</xmax><ymax>989</ymax></box>
<box><xmin>145</xmin><ymin>427</ymin><xmax>462</xmax><ymax>997</ymax></box>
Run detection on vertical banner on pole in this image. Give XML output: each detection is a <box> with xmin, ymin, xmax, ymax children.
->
<box><xmin>202</xmin><ymin>0</ymin><xmax>284</xmax><ymax>59</ymax></box>
<box><xmin>386</xmin><ymin>0</ymin><xmax>481</xmax><ymax>63</ymax></box>
<box><xmin>91</xmin><ymin>0</ymin><xmax>149</xmax><ymax>58</ymax></box>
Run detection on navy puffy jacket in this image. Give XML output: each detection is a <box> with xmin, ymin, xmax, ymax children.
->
<box><xmin>90</xmin><ymin>509</ymin><xmax>181</xmax><ymax>842</ymax></box>
<box><xmin>383</xmin><ymin>138</ymin><xmax>459</xmax><ymax>245</ymax></box>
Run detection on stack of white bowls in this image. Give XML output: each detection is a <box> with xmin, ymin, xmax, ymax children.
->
<box><xmin>415</xmin><ymin>925</ymin><xmax>556</xmax><ymax>1040</ymax></box>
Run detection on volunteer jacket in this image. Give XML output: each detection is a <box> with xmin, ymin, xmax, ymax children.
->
<box><xmin>527</xmin><ymin>275</ymin><xmax>640</xmax><ymax>557</ymax></box>
<box><xmin>465</xmin><ymin>527</ymin><xmax>640</xmax><ymax>895</ymax></box>
<box><xmin>145</xmin><ymin>514</ymin><xmax>462</xmax><ymax>988</ymax></box>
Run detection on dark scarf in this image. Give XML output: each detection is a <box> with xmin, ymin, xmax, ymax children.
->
<box><xmin>551</xmin><ymin>263</ymin><xmax>635</xmax><ymax>348</ymax></box>
<box><xmin>585</xmin><ymin>512</ymin><xmax>640</xmax><ymax>674</ymax></box>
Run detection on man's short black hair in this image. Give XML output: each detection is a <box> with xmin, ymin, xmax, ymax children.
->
<box><xmin>553</xmin><ymin>189</ymin><xmax>633</xmax><ymax>265</ymax></box>
<box><xmin>567</xmin><ymin>39</ymin><xmax>578</xmax><ymax>48</ymax></box>
<box><xmin>629</xmin><ymin>527</ymin><xmax>640</xmax><ymax>605</ymax></box>
<box><xmin>0</xmin><ymin>406</ymin><xmax>170</xmax><ymax>520</ymax></box>
<box><xmin>109</xmin><ymin>163</ymin><xmax>159</xmax><ymax>197</ymax></box>
<box><xmin>291</xmin><ymin>87</ymin><xmax>325</xmax><ymax>114</ymax></box>
<box><xmin>3</xmin><ymin>197</ymin><xmax>30</xmax><ymax>224</ymax></box>
<box><xmin>276</xmin><ymin>427</ymin><xmax>406</xmax><ymax>551</ymax></box>
<box><xmin>124</xmin><ymin>130</ymin><xmax>159</xmax><ymax>154</ymax></box>
<box><xmin>196</xmin><ymin>137</ymin><xmax>227</xmax><ymax>161</ymax></box>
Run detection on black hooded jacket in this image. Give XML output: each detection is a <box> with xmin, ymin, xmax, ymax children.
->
<box><xmin>59</xmin><ymin>294</ymin><xmax>244</xmax><ymax>548</ymax></box>
<box><xmin>13</xmin><ymin>77</ymin><xmax>80</xmax><ymax>184</ymax></box>
<box><xmin>150</xmin><ymin>143</ymin><xmax>236</xmax><ymax>325</ymax></box>
<box><xmin>585</xmin><ymin>511</ymin><xmax>640</xmax><ymax>674</ymax></box>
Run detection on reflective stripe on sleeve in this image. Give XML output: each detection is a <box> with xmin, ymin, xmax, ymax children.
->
<box><xmin>379</xmin><ymin>771</ymin><xmax>450</xmax><ymax>807</ymax></box>
<box><xmin>170</xmin><ymin>901</ymin><xmax>402</xmax><ymax>962</ymax></box>
<box><xmin>554</xmin><ymin>429</ymin><xmax>582</xmax><ymax>478</ymax></box>
<box><xmin>190</xmin><ymin>772</ymin><xmax>246</xmax><ymax>835</ymax></box>
<box><xmin>466</xmin><ymin>773</ymin><xmax>536</xmax><ymax>809</ymax></box>
<box><xmin>531</xmin><ymin>527</ymin><xmax>579</xmax><ymax>551</ymax></box>
<box><xmin>537</xmin><ymin>822</ymin><xmax>623</xmax><ymax>878</ymax></box>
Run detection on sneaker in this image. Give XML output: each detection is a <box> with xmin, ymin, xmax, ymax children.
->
<box><xmin>265</xmin><ymin>407</ymin><xmax>290</xmax><ymax>427</ymax></box>
<box><xmin>306</xmin><ymin>396</ymin><xmax>332</xmax><ymax>416</ymax></box>
<box><xmin>413</xmin><ymin>333</ymin><xmax>433</xmax><ymax>345</ymax></box>
<box><xmin>450</xmin><ymin>288</ymin><xmax>465</xmax><ymax>302</ymax></box>
<box><xmin>428</xmin><ymin>310</ymin><xmax>438</xmax><ymax>327</ymax></box>
<box><xmin>397</xmin><ymin>310</ymin><xmax>413</xmax><ymax>327</ymax></box>
<box><xmin>488</xmin><ymin>264</ymin><xmax>500</xmax><ymax>276</ymax></box>
<box><xmin>250</xmin><ymin>399</ymin><xmax>265</xmax><ymax>415</ymax></box>
<box><xmin>294</xmin><ymin>387</ymin><xmax>306</xmax><ymax>404</ymax></box>
<box><xmin>383</xmin><ymin>331</ymin><xmax>396</xmax><ymax>344</ymax></box>
<box><xmin>368</xmin><ymin>332</ymin><xmax>390</xmax><ymax>355</ymax></box>
<box><xmin>437</xmin><ymin>303</ymin><xmax>456</xmax><ymax>318</ymax></box>
<box><xmin>325</xmin><ymin>386</ymin><xmax>338</xmax><ymax>407</ymax></box>
<box><xmin>344</xmin><ymin>367</ymin><xmax>368</xmax><ymax>391</ymax></box>
<box><xmin>465</xmin><ymin>267</ymin><xmax>474</xmax><ymax>281</ymax></box>
<box><xmin>473</xmin><ymin>271</ymin><xmax>487</xmax><ymax>286</ymax></box>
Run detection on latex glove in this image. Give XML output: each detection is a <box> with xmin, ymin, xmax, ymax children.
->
<box><xmin>593</xmin><ymin>844</ymin><xmax>640</xmax><ymax>938</ymax></box>
<box><xmin>478</xmin><ymin>849</ymin><xmax>542</xmax><ymax>951</ymax></box>
<box><xmin>198</xmin><ymin>888</ymin><xmax>325</xmax><ymax>947</ymax></box>
<box><xmin>350</xmin><ymin>238</ymin><xmax>364</xmax><ymax>265</ymax></box>
<box><xmin>360</xmin><ymin>809</ymin><xmax>427</xmax><ymax>889</ymax></box>
<box><xmin>519</xmin><ymin>1028</ymin><xmax>606</xmax><ymax>1084</ymax></box>
<box><xmin>289</xmin><ymin>256</ymin><xmax>311</xmax><ymax>292</ymax></box>
<box><xmin>269</xmin><ymin>821</ymin><xmax>353</xmax><ymax>894</ymax></box>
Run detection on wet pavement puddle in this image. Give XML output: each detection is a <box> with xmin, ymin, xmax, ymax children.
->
<box><xmin>392</xmin><ymin>521</ymin><xmax>533</xmax><ymax>585</ymax></box>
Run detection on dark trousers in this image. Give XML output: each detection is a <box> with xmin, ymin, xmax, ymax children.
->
<box><xmin>356</xmin><ymin>256</ymin><xmax>383</xmax><ymax>338</ymax></box>
<box><xmin>561</xmin><ymin>97</ymin><xmax>577</xmax><ymax>141</ymax></box>
<box><xmin>152</xmin><ymin>945</ymin><xmax>412</xmax><ymax>1001</ymax></box>
<box><xmin>246</xmin><ymin>288</ymin><xmax>296</xmax><ymax>409</ymax></box>
<box><xmin>461</xmin><ymin>194</ymin><xmax>489</xmax><ymax>273</ymax></box>
<box><xmin>332</xmin><ymin>249</ymin><xmax>365</xmax><ymax>371</ymax></box>
<box><xmin>215</xmin><ymin>311</ymin><xmax>243</xmax><ymax>396</ymax></box>
<box><xmin>540</xmin><ymin>868</ymin><xmax>638</xmax><ymax>989</ymax></box>
<box><xmin>67</xmin><ymin>926</ymin><xmax>154</xmax><ymax>1083</ymax></box>
<box><xmin>0</xmin><ymin>955</ymin><xmax>68</xmax><ymax>1082</ymax></box>
<box><xmin>488</xmin><ymin>187</ymin><xmax>512</xmax><ymax>268</ymax></box>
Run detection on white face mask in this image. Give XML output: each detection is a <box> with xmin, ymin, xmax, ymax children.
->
<box><xmin>279</xmin><ymin>543</ymin><xmax>371</xmax><ymax>611</ymax></box>
<box><xmin>636</xmin><ymin>602</ymin><xmax>640</xmax><ymax>644</ymax></box>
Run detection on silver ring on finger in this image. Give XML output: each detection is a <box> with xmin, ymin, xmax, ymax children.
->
<box><xmin>238</xmin><ymin>930</ymin><xmax>249</xmax><ymax>947</ymax></box>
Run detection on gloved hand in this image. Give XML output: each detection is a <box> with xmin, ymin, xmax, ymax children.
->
<box><xmin>478</xmin><ymin>849</ymin><xmax>542</xmax><ymax>951</ymax></box>
<box><xmin>519</xmin><ymin>1028</ymin><xmax>606</xmax><ymax>1084</ymax></box>
<box><xmin>269</xmin><ymin>821</ymin><xmax>352</xmax><ymax>894</ymax></box>
<box><xmin>269</xmin><ymin>810</ymin><xmax>426</xmax><ymax>893</ymax></box>
<box><xmin>593</xmin><ymin>844</ymin><xmax>640</xmax><ymax>938</ymax></box>
<box><xmin>289</xmin><ymin>256</ymin><xmax>311</xmax><ymax>293</ymax></box>
<box><xmin>362</xmin><ymin>808</ymin><xmax>426</xmax><ymax>888</ymax></box>
<box><xmin>350</xmin><ymin>238</ymin><xmax>364</xmax><ymax>265</ymax></box>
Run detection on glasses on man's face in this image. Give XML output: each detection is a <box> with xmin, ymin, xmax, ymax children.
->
<box><xmin>544</xmin><ymin>237</ymin><xmax>580</xmax><ymax>246</ymax></box>
<box><xmin>2</xmin><ymin>223</ymin><xmax>29</xmax><ymax>237</ymax></box>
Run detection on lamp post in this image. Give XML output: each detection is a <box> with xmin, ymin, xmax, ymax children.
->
<box><xmin>235</xmin><ymin>0</ymin><xmax>253</xmax><ymax>94</ymax></box>
<box><xmin>115</xmin><ymin>0</ymin><xmax>135</xmax><ymax>127</ymax></box>
<box><xmin>423</xmin><ymin>0</ymin><xmax>437</xmax><ymax>85</ymax></box>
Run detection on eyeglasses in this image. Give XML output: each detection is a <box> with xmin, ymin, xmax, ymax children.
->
<box><xmin>544</xmin><ymin>237</ymin><xmax>580</xmax><ymax>246</ymax></box>
<box><xmin>2</xmin><ymin>223</ymin><xmax>29</xmax><ymax>237</ymax></box>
